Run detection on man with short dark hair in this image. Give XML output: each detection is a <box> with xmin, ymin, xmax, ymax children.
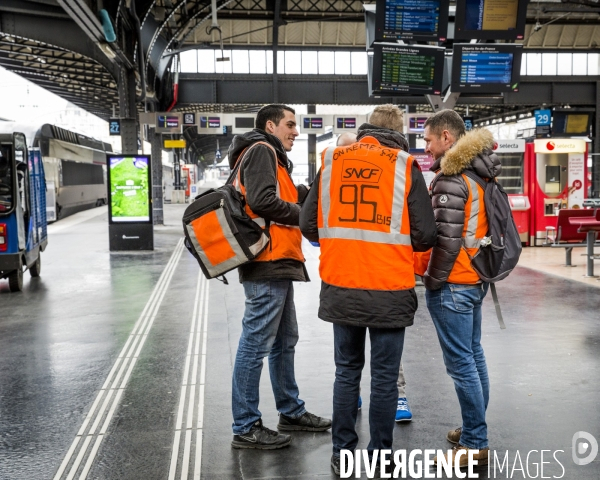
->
<box><xmin>301</xmin><ymin>104</ymin><xmax>437</xmax><ymax>475</ymax></box>
<box><xmin>228</xmin><ymin>104</ymin><xmax>331</xmax><ymax>450</ymax></box>
<box><xmin>416</xmin><ymin>109</ymin><xmax>498</xmax><ymax>468</ymax></box>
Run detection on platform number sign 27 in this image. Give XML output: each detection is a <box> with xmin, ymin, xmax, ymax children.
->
<box><xmin>534</xmin><ymin>109</ymin><xmax>551</xmax><ymax>127</ymax></box>
<box><xmin>109</xmin><ymin>119</ymin><xmax>121</xmax><ymax>136</ymax></box>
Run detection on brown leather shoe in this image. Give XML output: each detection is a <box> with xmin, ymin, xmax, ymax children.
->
<box><xmin>447</xmin><ymin>427</ymin><xmax>462</xmax><ymax>444</ymax></box>
<box><xmin>434</xmin><ymin>445</ymin><xmax>489</xmax><ymax>468</ymax></box>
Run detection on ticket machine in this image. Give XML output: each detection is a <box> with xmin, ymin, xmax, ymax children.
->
<box><xmin>493</xmin><ymin>139</ymin><xmax>531</xmax><ymax>245</ymax></box>
<box><xmin>525</xmin><ymin>138</ymin><xmax>589</xmax><ymax>245</ymax></box>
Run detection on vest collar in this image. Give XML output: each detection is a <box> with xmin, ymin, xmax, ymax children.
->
<box><xmin>358</xmin><ymin>136</ymin><xmax>381</xmax><ymax>145</ymax></box>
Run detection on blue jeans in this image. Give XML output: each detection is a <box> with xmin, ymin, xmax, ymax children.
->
<box><xmin>332</xmin><ymin>324</ymin><xmax>405</xmax><ymax>456</ymax></box>
<box><xmin>426</xmin><ymin>283</ymin><xmax>490</xmax><ymax>449</ymax></box>
<box><xmin>232</xmin><ymin>279</ymin><xmax>306</xmax><ymax>434</ymax></box>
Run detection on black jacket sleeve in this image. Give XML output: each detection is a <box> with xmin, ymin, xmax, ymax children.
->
<box><xmin>423</xmin><ymin>174</ymin><xmax>468</xmax><ymax>290</ymax></box>
<box><xmin>299</xmin><ymin>169</ymin><xmax>320</xmax><ymax>243</ymax></box>
<box><xmin>241</xmin><ymin>144</ymin><xmax>300</xmax><ymax>226</ymax></box>
<box><xmin>407</xmin><ymin>163</ymin><xmax>437</xmax><ymax>252</ymax></box>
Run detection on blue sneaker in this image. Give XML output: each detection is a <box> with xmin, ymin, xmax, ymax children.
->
<box><xmin>357</xmin><ymin>396</ymin><xmax>362</xmax><ymax>410</ymax></box>
<box><xmin>395</xmin><ymin>397</ymin><xmax>412</xmax><ymax>423</ymax></box>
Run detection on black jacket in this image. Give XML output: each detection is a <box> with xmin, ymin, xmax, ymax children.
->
<box><xmin>423</xmin><ymin>128</ymin><xmax>501</xmax><ymax>290</ymax></box>
<box><xmin>228</xmin><ymin>129</ymin><xmax>309</xmax><ymax>282</ymax></box>
<box><xmin>299</xmin><ymin>125</ymin><xmax>437</xmax><ymax>328</ymax></box>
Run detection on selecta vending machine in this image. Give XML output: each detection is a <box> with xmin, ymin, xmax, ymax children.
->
<box><xmin>525</xmin><ymin>138</ymin><xmax>589</xmax><ymax>246</ymax></box>
<box><xmin>492</xmin><ymin>139</ymin><xmax>531</xmax><ymax>245</ymax></box>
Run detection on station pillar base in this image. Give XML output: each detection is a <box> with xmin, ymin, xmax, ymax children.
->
<box><xmin>109</xmin><ymin>224</ymin><xmax>154</xmax><ymax>251</ymax></box>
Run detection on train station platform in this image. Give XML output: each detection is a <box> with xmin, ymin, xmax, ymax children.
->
<box><xmin>0</xmin><ymin>204</ymin><xmax>599</xmax><ymax>480</ymax></box>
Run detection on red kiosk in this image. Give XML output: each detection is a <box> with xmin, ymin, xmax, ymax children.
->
<box><xmin>525</xmin><ymin>138</ymin><xmax>589</xmax><ymax>246</ymax></box>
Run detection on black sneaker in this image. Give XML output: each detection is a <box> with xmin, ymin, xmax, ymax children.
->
<box><xmin>277</xmin><ymin>411</ymin><xmax>332</xmax><ymax>432</ymax></box>
<box><xmin>331</xmin><ymin>455</ymin><xmax>341</xmax><ymax>476</ymax></box>
<box><xmin>231</xmin><ymin>419</ymin><xmax>292</xmax><ymax>449</ymax></box>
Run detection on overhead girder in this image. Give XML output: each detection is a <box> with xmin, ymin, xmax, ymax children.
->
<box><xmin>0</xmin><ymin>12</ymin><xmax>119</xmax><ymax>79</ymax></box>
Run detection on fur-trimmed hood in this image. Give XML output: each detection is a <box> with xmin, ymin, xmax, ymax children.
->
<box><xmin>438</xmin><ymin>128</ymin><xmax>501</xmax><ymax>178</ymax></box>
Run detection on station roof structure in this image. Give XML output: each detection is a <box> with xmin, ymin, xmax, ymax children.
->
<box><xmin>1</xmin><ymin>1</ymin><xmax>599</xmax><ymax>162</ymax></box>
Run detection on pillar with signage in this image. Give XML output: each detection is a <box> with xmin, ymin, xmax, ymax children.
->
<box><xmin>527</xmin><ymin>138</ymin><xmax>588</xmax><ymax>245</ymax></box>
<box><xmin>107</xmin><ymin>154</ymin><xmax>154</xmax><ymax>250</ymax></box>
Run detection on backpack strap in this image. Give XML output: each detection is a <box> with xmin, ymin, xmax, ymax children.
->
<box><xmin>227</xmin><ymin>141</ymin><xmax>278</xmax><ymax>186</ymax></box>
<box><xmin>490</xmin><ymin>283</ymin><xmax>507</xmax><ymax>329</ymax></box>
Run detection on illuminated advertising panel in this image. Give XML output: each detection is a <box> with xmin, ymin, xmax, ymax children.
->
<box><xmin>107</xmin><ymin>155</ymin><xmax>152</xmax><ymax>224</ymax></box>
<box><xmin>155</xmin><ymin>112</ymin><xmax>182</xmax><ymax>133</ymax></box>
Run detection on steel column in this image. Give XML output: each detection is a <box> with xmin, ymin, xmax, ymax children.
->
<box><xmin>150</xmin><ymin>128</ymin><xmax>164</xmax><ymax>225</ymax></box>
<box><xmin>307</xmin><ymin>104</ymin><xmax>317</xmax><ymax>183</ymax></box>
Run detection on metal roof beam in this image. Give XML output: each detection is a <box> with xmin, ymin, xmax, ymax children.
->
<box><xmin>0</xmin><ymin>12</ymin><xmax>119</xmax><ymax>79</ymax></box>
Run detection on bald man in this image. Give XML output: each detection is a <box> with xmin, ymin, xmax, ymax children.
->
<box><xmin>336</xmin><ymin>132</ymin><xmax>357</xmax><ymax>147</ymax></box>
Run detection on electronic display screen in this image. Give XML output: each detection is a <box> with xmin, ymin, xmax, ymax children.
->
<box><xmin>157</xmin><ymin>115</ymin><xmax>180</xmax><ymax>129</ymax></box>
<box><xmin>455</xmin><ymin>0</ymin><xmax>527</xmax><ymax>40</ymax></box>
<box><xmin>337</xmin><ymin>118</ymin><xmax>357</xmax><ymax>129</ymax></box>
<box><xmin>374</xmin><ymin>0</ymin><xmax>449</xmax><ymax>42</ymax></box>
<box><xmin>451</xmin><ymin>44</ymin><xmax>522</xmax><ymax>93</ymax></box>
<box><xmin>552</xmin><ymin>112</ymin><xmax>591</xmax><ymax>136</ymax></box>
<box><xmin>200</xmin><ymin>116</ymin><xmax>221</xmax><ymax>129</ymax></box>
<box><xmin>303</xmin><ymin>117</ymin><xmax>323</xmax><ymax>129</ymax></box>
<box><xmin>107</xmin><ymin>155</ymin><xmax>151</xmax><ymax>223</ymax></box>
<box><xmin>371</xmin><ymin>43</ymin><xmax>444</xmax><ymax>95</ymax></box>
<box><xmin>408</xmin><ymin>117</ymin><xmax>428</xmax><ymax>132</ymax></box>
<box><xmin>235</xmin><ymin>117</ymin><xmax>255</xmax><ymax>129</ymax></box>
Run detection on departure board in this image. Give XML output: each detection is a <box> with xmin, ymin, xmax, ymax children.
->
<box><xmin>451</xmin><ymin>44</ymin><xmax>522</xmax><ymax>93</ymax></box>
<box><xmin>371</xmin><ymin>44</ymin><xmax>444</xmax><ymax>95</ymax></box>
<box><xmin>460</xmin><ymin>52</ymin><xmax>513</xmax><ymax>84</ymax></box>
<box><xmin>375</xmin><ymin>0</ymin><xmax>449</xmax><ymax>41</ymax></box>
<box><xmin>455</xmin><ymin>0</ymin><xmax>527</xmax><ymax>40</ymax></box>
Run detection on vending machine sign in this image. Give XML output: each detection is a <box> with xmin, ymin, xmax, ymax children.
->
<box><xmin>107</xmin><ymin>155</ymin><xmax>152</xmax><ymax>223</ymax></box>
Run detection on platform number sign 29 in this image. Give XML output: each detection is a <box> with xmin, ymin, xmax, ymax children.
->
<box><xmin>534</xmin><ymin>110</ymin><xmax>551</xmax><ymax>127</ymax></box>
<box><xmin>109</xmin><ymin>119</ymin><xmax>121</xmax><ymax>136</ymax></box>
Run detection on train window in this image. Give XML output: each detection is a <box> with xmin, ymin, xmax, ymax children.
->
<box><xmin>0</xmin><ymin>145</ymin><xmax>13</xmax><ymax>214</ymax></box>
<box><xmin>60</xmin><ymin>160</ymin><xmax>104</xmax><ymax>187</ymax></box>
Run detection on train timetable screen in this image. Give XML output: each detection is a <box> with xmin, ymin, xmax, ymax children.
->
<box><xmin>381</xmin><ymin>49</ymin><xmax>434</xmax><ymax>88</ymax></box>
<box><xmin>303</xmin><ymin>117</ymin><xmax>323</xmax><ymax>129</ymax></box>
<box><xmin>108</xmin><ymin>156</ymin><xmax>151</xmax><ymax>223</ymax></box>
<box><xmin>464</xmin><ymin>0</ymin><xmax>518</xmax><ymax>31</ymax></box>
<box><xmin>383</xmin><ymin>0</ymin><xmax>441</xmax><ymax>37</ymax></box>
<box><xmin>460</xmin><ymin>51</ymin><xmax>513</xmax><ymax>85</ymax></box>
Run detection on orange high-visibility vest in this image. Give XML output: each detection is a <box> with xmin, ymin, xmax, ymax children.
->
<box><xmin>234</xmin><ymin>142</ymin><xmax>304</xmax><ymax>263</ymax></box>
<box><xmin>413</xmin><ymin>172</ymin><xmax>488</xmax><ymax>284</ymax></box>
<box><xmin>317</xmin><ymin>137</ymin><xmax>416</xmax><ymax>291</ymax></box>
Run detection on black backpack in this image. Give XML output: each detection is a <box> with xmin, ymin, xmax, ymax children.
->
<box><xmin>462</xmin><ymin>170</ymin><xmax>522</xmax><ymax>328</ymax></box>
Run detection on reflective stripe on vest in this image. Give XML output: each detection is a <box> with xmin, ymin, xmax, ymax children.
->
<box><xmin>462</xmin><ymin>174</ymin><xmax>484</xmax><ymax>250</ymax></box>
<box><xmin>318</xmin><ymin>146</ymin><xmax>412</xmax><ymax>246</ymax></box>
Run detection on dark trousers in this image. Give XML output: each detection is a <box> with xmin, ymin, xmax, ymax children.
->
<box><xmin>332</xmin><ymin>323</ymin><xmax>405</xmax><ymax>456</ymax></box>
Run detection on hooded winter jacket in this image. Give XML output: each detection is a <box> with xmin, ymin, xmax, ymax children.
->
<box><xmin>300</xmin><ymin>124</ymin><xmax>437</xmax><ymax>328</ymax></box>
<box><xmin>227</xmin><ymin>129</ymin><xmax>309</xmax><ymax>282</ymax></box>
<box><xmin>414</xmin><ymin>128</ymin><xmax>501</xmax><ymax>290</ymax></box>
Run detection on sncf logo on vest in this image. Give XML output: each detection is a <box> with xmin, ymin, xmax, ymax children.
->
<box><xmin>341</xmin><ymin>159</ymin><xmax>383</xmax><ymax>183</ymax></box>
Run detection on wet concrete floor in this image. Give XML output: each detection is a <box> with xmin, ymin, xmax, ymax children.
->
<box><xmin>0</xmin><ymin>204</ymin><xmax>599</xmax><ymax>480</ymax></box>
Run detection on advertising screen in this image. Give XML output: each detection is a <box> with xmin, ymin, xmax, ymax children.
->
<box><xmin>235</xmin><ymin>117</ymin><xmax>255</xmax><ymax>129</ymax></box>
<box><xmin>455</xmin><ymin>0</ymin><xmax>527</xmax><ymax>40</ymax></box>
<box><xmin>158</xmin><ymin>115</ymin><xmax>180</xmax><ymax>129</ymax></box>
<box><xmin>451</xmin><ymin>44</ymin><xmax>522</xmax><ymax>93</ymax></box>
<box><xmin>304</xmin><ymin>117</ymin><xmax>323</xmax><ymax>129</ymax></box>
<box><xmin>336</xmin><ymin>118</ymin><xmax>357</xmax><ymax>129</ymax></box>
<box><xmin>107</xmin><ymin>155</ymin><xmax>152</xmax><ymax>223</ymax></box>
<box><xmin>200</xmin><ymin>116</ymin><xmax>221</xmax><ymax>129</ymax></box>
<box><xmin>374</xmin><ymin>0</ymin><xmax>449</xmax><ymax>42</ymax></box>
<box><xmin>371</xmin><ymin>43</ymin><xmax>444</xmax><ymax>95</ymax></box>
